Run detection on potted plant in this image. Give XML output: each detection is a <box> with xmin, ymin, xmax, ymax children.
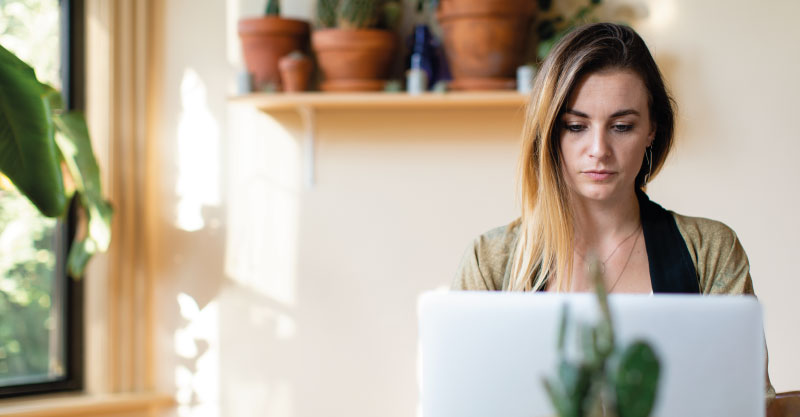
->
<box><xmin>238</xmin><ymin>0</ymin><xmax>311</xmax><ymax>92</ymax></box>
<box><xmin>533</xmin><ymin>0</ymin><xmax>603</xmax><ymax>62</ymax></box>
<box><xmin>544</xmin><ymin>262</ymin><xmax>661</xmax><ymax>417</ymax></box>
<box><xmin>422</xmin><ymin>0</ymin><xmax>602</xmax><ymax>91</ymax></box>
<box><xmin>279</xmin><ymin>51</ymin><xmax>314</xmax><ymax>92</ymax></box>
<box><xmin>0</xmin><ymin>44</ymin><xmax>112</xmax><ymax>277</ymax></box>
<box><xmin>311</xmin><ymin>0</ymin><xmax>402</xmax><ymax>92</ymax></box>
<box><xmin>433</xmin><ymin>0</ymin><xmax>535</xmax><ymax>90</ymax></box>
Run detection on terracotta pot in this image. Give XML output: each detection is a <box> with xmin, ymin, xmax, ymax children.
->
<box><xmin>311</xmin><ymin>29</ymin><xmax>396</xmax><ymax>92</ymax></box>
<box><xmin>437</xmin><ymin>0</ymin><xmax>536</xmax><ymax>90</ymax></box>
<box><xmin>278</xmin><ymin>55</ymin><xmax>313</xmax><ymax>92</ymax></box>
<box><xmin>238</xmin><ymin>17</ymin><xmax>310</xmax><ymax>91</ymax></box>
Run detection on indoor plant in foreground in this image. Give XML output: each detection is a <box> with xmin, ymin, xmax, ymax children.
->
<box><xmin>0</xmin><ymin>43</ymin><xmax>111</xmax><ymax>277</ymax></box>
<box><xmin>312</xmin><ymin>0</ymin><xmax>402</xmax><ymax>91</ymax></box>
<box><xmin>543</xmin><ymin>261</ymin><xmax>661</xmax><ymax>417</ymax></box>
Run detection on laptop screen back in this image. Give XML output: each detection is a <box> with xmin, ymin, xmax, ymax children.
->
<box><xmin>418</xmin><ymin>292</ymin><xmax>764</xmax><ymax>417</ymax></box>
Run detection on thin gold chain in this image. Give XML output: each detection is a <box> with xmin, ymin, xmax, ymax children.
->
<box><xmin>606</xmin><ymin>230</ymin><xmax>642</xmax><ymax>292</ymax></box>
<box><xmin>574</xmin><ymin>223</ymin><xmax>642</xmax><ymax>275</ymax></box>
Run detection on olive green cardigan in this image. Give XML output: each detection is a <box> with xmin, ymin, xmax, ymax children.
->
<box><xmin>452</xmin><ymin>213</ymin><xmax>753</xmax><ymax>294</ymax></box>
<box><xmin>452</xmin><ymin>211</ymin><xmax>775</xmax><ymax>402</ymax></box>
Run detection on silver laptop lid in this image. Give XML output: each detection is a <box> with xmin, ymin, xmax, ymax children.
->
<box><xmin>418</xmin><ymin>292</ymin><xmax>765</xmax><ymax>417</ymax></box>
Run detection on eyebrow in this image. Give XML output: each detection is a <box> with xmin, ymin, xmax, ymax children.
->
<box><xmin>564</xmin><ymin>109</ymin><xmax>641</xmax><ymax>118</ymax></box>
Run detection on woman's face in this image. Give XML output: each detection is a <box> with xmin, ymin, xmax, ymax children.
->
<box><xmin>559</xmin><ymin>69</ymin><xmax>655</xmax><ymax>204</ymax></box>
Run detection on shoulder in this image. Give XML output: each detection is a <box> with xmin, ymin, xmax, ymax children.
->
<box><xmin>670</xmin><ymin>211</ymin><xmax>753</xmax><ymax>295</ymax></box>
<box><xmin>451</xmin><ymin>219</ymin><xmax>521</xmax><ymax>291</ymax></box>
<box><xmin>671</xmin><ymin>212</ymin><xmax>738</xmax><ymax>243</ymax></box>
<box><xmin>475</xmin><ymin>218</ymin><xmax>521</xmax><ymax>258</ymax></box>
<box><xmin>670</xmin><ymin>211</ymin><xmax>737</xmax><ymax>252</ymax></box>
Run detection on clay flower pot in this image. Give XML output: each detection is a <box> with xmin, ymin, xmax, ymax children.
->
<box><xmin>311</xmin><ymin>29</ymin><xmax>396</xmax><ymax>92</ymax></box>
<box><xmin>279</xmin><ymin>54</ymin><xmax>313</xmax><ymax>92</ymax></box>
<box><xmin>437</xmin><ymin>0</ymin><xmax>536</xmax><ymax>90</ymax></box>
<box><xmin>238</xmin><ymin>17</ymin><xmax>310</xmax><ymax>91</ymax></box>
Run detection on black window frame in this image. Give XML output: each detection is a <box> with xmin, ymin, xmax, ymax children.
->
<box><xmin>0</xmin><ymin>0</ymin><xmax>85</xmax><ymax>398</ymax></box>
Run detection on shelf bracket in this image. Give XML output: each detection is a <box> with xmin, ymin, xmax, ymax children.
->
<box><xmin>297</xmin><ymin>105</ymin><xmax>315</xmax><ymax>188</ymax></box>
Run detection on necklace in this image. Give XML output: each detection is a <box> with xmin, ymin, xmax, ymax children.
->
<box><xmin>606</xmin><ymin>230</ymin><xmax>641</xmax><ymax>292</ymax></box>
<box><xmin>574</xmin><ymin>223</ymin><xmax>642</xmax><ymax>275</ymax></box>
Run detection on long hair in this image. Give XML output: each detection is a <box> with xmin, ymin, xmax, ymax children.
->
<box><xmin>508</xmin><ymin>23</ymin><xmax>676</xmax><ymax>292</ymax></box>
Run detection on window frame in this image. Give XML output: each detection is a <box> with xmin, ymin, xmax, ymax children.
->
<box><xmin>0</xmin><ymin>0</ymin><xmax>85</xmax><ymax>398</ymax></box>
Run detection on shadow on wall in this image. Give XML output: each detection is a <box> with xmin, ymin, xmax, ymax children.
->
<box><xmin>221</xmin><ymin>106</ymin><xmax>302</xmax><ymax>417</ymax></box>
<box><xmin>165</xmin><ymin>67</ymin><xmax>228</xmax><ymax>417</ymax></box>
<box><xmin>166</xmin><ymin>100</ymin><xmax>526</xmax><ymax>417</ymax></box>
<box><xmin>167</xmin><ymin>98</ymin><xmax>303</xmax><ymax>417</ymax></box>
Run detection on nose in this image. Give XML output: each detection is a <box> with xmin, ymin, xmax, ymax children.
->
<box><xmin>588</xmin><ymin>128</ymin><xmax>611</xmax><ymax>160</ymax></box>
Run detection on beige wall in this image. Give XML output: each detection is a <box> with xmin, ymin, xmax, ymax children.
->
<box><xmin>153</xmin><ymin>1</ymin><xmax>800</xmax><ymax>416</ymax></box>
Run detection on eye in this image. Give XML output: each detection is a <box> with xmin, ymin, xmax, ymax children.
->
<box><xmin>613</xmin><ymin>124</ymin><xmax>634</xmax><ymax>133</ymax></box>
<box><xmin>564</xmin><ymin>123</ymin><xmax>586</xmax><ymax>133</ymax></box>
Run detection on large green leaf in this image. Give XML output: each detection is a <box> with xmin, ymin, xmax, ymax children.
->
<box><xmin>0</xmin><ymin>42</ymin><xmax>38</xmax><ymax>80</ymax></box>
<box><xmin>0</xmin><ymin>44</ymin><xmax>66</xmax><ymax>217</ymax></box>
<box><xmin>615</xmin><ymin>341</ymin><xmax>660</xmax><ymax>417</ymax></box>
<box><xmin>53</xmin><ymin>111</ymin><xmax>112</xmax><ymax>278</ymax></box>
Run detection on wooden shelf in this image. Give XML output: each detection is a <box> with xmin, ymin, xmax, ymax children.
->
<box><xmin>229</xmin><ymin>90</ymin><xmax>527</xmax><ymax>188</ymax></box>
<box><xmin>229</xmin><ymin>91</ymin><xmax>528</xmax><ymax>111</ymax></box>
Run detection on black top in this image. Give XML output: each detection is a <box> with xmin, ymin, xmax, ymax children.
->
<box><xmin>637</xmin><ymin>190</ymin><xmax>700</xmax><ymax>293</ymax></box>
<box><xmin>534</xmin><ymin>190</ymin><xmax>700</xmax><ymax>293</ymax></box>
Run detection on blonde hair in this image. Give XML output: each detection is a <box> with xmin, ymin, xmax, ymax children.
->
<box><xmin>508</xmin><ymin>23</ymin><xmax>676</xmax><ymax>292</ymax></box>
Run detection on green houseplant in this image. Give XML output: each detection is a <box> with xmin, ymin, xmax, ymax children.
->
<box><xmin>533</xmin><ymin>0</ymin><xmax>603</xmax><ymax>62</ymax></box>
<box><xmin>434</xmin><ymin>0</ymin><xmax>536</xmax><ymax>90</ymax></box>
<box><xmin>0</xmin><ymin>43</ymin><xmax>111</xmax><ymax>278</ymax></box>
<box><xmin>238</xmin><ymin>0</ymin><xmax>311</xmax><ymax>91</ymax></box>
<box><xmin>544</xmin><ymin>262</ymin><xmax>661</xmax><ymax>417</ymax></box>
<box><xmin>312</xmin><ymin>0</ymin><xmax>402</xmax><ymax>91</ymax></box>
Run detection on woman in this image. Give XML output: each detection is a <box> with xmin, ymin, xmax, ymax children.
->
<box><xmin>455</xmin><ymin>23</ymin><xmax>754</xmax><ymax>296</ymax></box>
<box><xmin>452</xmin><ymin>22</ymin><xmax>774</xmax><ymax>397</ymax></box>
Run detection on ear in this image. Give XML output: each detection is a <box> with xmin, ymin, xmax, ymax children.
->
<box><xmin>648</xmin><ymin>124</ymin><xmax>657</xmax><ymax>146</ymax></box>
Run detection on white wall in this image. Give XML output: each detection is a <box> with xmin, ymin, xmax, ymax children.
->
<box><xmin>154</xmin><ymin>1</ymin><xmax>800</xmax><ymax>416</ymax></box>
<box><xmin>627</xmin><ymin>1</ymin><xmax>800</xmax><ymax>392</ymax></box>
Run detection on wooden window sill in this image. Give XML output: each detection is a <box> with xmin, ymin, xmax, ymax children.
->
<box><xmin>0</xmin><ymin>392</ymin><xmax>174</xmax><ymax>417</ymax></box>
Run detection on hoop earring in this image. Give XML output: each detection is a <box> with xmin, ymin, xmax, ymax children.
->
<box><xmin>644</xmin><ymin>146</ymin><xmax>653</xmax><ymax>184</ymax></box>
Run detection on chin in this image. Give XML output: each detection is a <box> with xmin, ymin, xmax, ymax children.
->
<box><xmin>574</xmin><ymin>184</ymin><xmax>619</xmax><ymax>202</ymax></box>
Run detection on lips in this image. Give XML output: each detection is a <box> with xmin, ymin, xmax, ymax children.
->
<box><xmin>582</xmin><ymin>170</ymin><xmax>616</xmax><ymax>181</ymax></box>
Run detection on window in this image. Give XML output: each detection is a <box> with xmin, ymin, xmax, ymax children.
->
<box><xmin>0</xmin><ymin>0</ymin><xmax>84</xmax><ymax>397</ymax></box>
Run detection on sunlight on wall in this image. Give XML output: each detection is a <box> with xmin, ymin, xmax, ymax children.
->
<box><xmin>225</xmin><ymin>0</ymin><xmax>242</xmax><ymax>68</ymax></box>
<box><xmin>224</xmin><ymin>107</ymin><xmax>300</xmax><ymax>307</ymax></box>
<box><xmin>248</xmin><ymin>305</ymin><xmax>297</xmax><ymax>340</ymax></box>
<box><xmin>642</xmin><ymin>0</ymin><xmax>677</xmax><ymax>31</ymax></box>
<box><xmin>174</xmin><ymin>293</ymin><xmax>220</xmax><ymax>417</ymax></box>
<box><xmin>175</xmin><ymin>69</ymin><xmax>221</xmax><ymax>232</ymax></box>
<box><xmin>227</xmin><ymin>379</ymin><xmax>293</xmax><ymax>417</ymax></box>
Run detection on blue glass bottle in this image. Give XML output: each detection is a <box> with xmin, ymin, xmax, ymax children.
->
<box><xmin>408</xmin><ymin>24</ymin><xmax>436</xmax><ymax>90</ymax></box>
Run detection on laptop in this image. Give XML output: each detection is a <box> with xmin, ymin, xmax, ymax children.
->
<box><xmin>418</xmin><ymin>292</ymin><xmax>765</xmax><ymax>417</ymax></box>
